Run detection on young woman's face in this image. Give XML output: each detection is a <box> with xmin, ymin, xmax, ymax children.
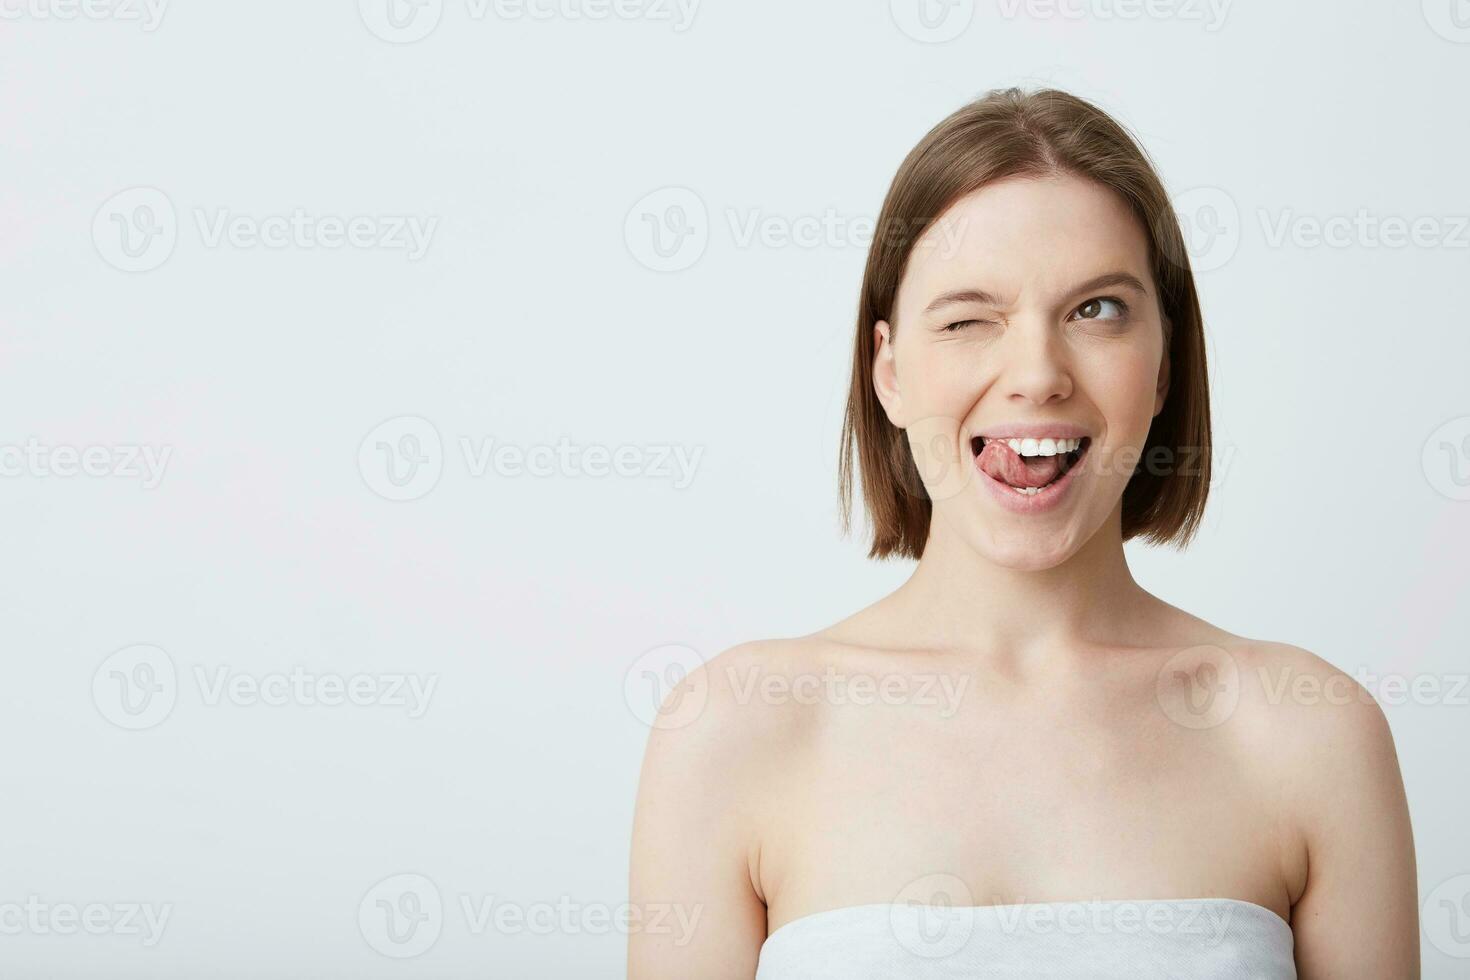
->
<box><xmin>873</xmin><ymin>173</ymin><xmax>1170</xmax><ymax>570</ymax></box>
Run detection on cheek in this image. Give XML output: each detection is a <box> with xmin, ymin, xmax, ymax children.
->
<box><xmin>900</xmin><ymin>343</ymin><xmax>983</xmax><ymax>411</ymax></box>
<box><xmin>1084</xmin><ymin>343</ymin><xmax>1163</xmax><ymax>434</ymax></box>
<box><xmin>896</xmin><ymin>345</ymin><xmax>984</xmax><ymax>498</ymax></box>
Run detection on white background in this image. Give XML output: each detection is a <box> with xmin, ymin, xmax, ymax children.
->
<box><xmin>3</xmin><ymin>0</ymin><xmax>1469</xmax><ymax>976</ymax></box>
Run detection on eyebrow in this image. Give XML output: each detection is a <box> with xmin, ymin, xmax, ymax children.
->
<box><xmin>922</xmin><ymin>272</ymin><xmax>1150</xmax><ymax>315</ymax></box>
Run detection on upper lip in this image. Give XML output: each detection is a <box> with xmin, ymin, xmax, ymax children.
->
<box><xmin>972</xmin><ymin>422</ymin><xmax>1092</xmax><ymax>441</ymax></box>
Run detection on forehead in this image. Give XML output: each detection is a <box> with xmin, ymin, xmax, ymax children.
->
<box><xmin>897</xmin><ymin>173</ymin><xmax>1154</xmax><ymax>313</ymax></box>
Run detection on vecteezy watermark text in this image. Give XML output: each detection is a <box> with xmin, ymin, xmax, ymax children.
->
<box><xmin>357</xmin><ymin>873</ymin><xmax>702</xmax><ymax>959</ymax></box>
<box><xmin>888</xmin><ymin>0</ymin><xmax>1230</xmax><ymax>43</ymax></box>
<box><xmin>1259</xmin><ymin>209</ymin><xmax>1470</xmax><ymax>250</ymax></box>
<box><xmin>193</xmin><ymin>209</ymin><xmax>437</xmax><ymax>260</ymax></box>
<box><xmin>0</xmin><ymin>0</ymin><xmax>167</xmax><ymax>29</ymax></box>
<box><xmin>0</xmin><ymin>439</ymin><xmax>170</xmax><ymax>488</ymax></box>
<box><xmin>1260</xmin><ymin>665</ymin><xmax>1469</xmax><ymax>708</ymax></box>
<box><xmin>93</xmin><ymin>187</ymin><xmax>438</xmax><ymax>272</ymax></box>
<box><xmin>724</xmin><ymin>663</ymin><xmax>970</xmax><ymax>718</ymax></box>
<box><xmin>358</xmin><ymin>416</ymin><xmax>703</xmax><ymax>502</ymax></box>
<box><xmin>193</xmin><ymin>666</ymin><xmax>438</xmax><ymax>718</ymax></box>
<box><xmin>624</xmin><ymin>187</ymin><xmax>973</xmax><ymax>273</ymax></box>
<box><xmin>990</xmin><ymin>898</ymin><xmax>1234</xmax><ymax>943</ymax></box>
<box><xmin>0</xmin><ymin>897</ymin><xmax>172</xmax><ymax>946</ymax></box>
<box><xmin>358</xmin><ymin>0</ymin><xmax>699</xmax><ymax>43</ymax></box>
<box><xmin>92</xmin><ymin>644</ymin><xmax>440</xmax><ymax>730</ymax></box>
<box><xmin>458</xmin><ymin>895</ymin><xmax>700</xmax><ymax>942</ymax></box>
<box><xmin>995</xmin><ymin>0</ymin><xmax>1232</xmax><ymax>30</ymax></box>
<box><xmin>620</xmin><ymin>644</ymin><xmax>973</xmax><ymax>731</ymax></box>
<box><xmin>459</xmin><ymin>437</ymin><xmax>700</xmax><ymax>485</ymax></box>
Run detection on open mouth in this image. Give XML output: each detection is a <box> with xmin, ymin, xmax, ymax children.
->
<box><xmin>970</xmin><ymin>435</ymin><xmax>1091</xmax><ymax>496</ymax></box>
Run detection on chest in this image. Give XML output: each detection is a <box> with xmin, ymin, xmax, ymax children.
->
<box><xmin>756</xmin><ymin>701</ymin><xmax>1289</xmax><ymax>930</ymax></box>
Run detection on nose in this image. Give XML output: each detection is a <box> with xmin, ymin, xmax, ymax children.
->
<box><xmin>998</xmin><ymin>318</ymin><xmax>1073</xmax><ymax>406</ymax></box>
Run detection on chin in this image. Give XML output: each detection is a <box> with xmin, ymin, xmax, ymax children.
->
<box><xmin>981</xmin><ymin>533</ymin><xmax>1081</xmax><ymax>571</ymax></box>
<box><xmin>939</xmin><ymin>507</ymin><xmax>1089</xmax><ymax>570</ymax></box>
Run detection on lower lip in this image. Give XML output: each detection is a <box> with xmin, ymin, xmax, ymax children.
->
<box><xmin>975</xmin><ymin>445</ymin><xmax>1088</xmax><ymax>515</ymax></box>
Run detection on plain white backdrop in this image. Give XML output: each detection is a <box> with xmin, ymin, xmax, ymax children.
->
<box><xmin>3</xmin><ymin>0</ymin><xmax>1469</xmax><ymax>975</ymax></box>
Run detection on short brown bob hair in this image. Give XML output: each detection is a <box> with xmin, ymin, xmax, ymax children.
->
<box><xmin>839</xmin><ymin>86</ymin><xmax>1212</xmax><ymax>560</ymax></box>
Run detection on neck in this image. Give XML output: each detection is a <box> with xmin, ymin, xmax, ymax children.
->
<box><xmin>888</xmin><ymin>503</ymin><xmax>1154</xmax><ymax>659</ymax></box>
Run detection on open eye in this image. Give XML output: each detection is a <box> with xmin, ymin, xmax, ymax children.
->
<box><xmin>1071</xmin><ymin>296</ymin><xmax>1129</xmax><ymax>321</ymax></box>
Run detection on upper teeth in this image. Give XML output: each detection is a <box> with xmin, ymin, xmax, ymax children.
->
<box><xmin>997</xmin><ymin>437</ymin><xmax>1082</xmax><ymax>457</ymax></box>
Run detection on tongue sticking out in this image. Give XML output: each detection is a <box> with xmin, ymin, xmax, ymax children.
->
<box><xmin>977</xmin><ymin>440</ymin><xmax>1065</xmax><ymax>489</ymax></box>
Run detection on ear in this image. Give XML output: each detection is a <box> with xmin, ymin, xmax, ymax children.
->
<box><xmin>872</xmin><ymin>320</ymin><xmax>906</xmax><ymax>429</ymax></box>
<box><xmin>1153</xmin><ymin>320</ymin><xmax>1171</xmax><ymax>417</ymax></box>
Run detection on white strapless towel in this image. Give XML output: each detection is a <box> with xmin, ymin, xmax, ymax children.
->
<box><xmin>754</xmin><ymin>898</ymin><xmax>1295</xmax><ymax>979</ymax></box>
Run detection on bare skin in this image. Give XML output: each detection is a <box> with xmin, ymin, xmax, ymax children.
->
<box><xmin>628</xmin><ymin>173</ymin><xmax>1418</xmax><ymax>979</ymax></box>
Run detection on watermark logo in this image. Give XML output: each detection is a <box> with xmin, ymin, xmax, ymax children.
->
<box><xmin>628</xmin><ymin>195</ymin><xmax>972</xmax><ymax>270</ymax></box>
<box><xmin>359</xmin><ymin>873</ymin><xmax>443</xmax><ymax>958</ymax></box>
<box><xmin>1168</xmin><ymin>190</ymin><xmax>1470</xmax><ymax>266</ymax></box>
<box><xmin>93</xmin><ymin>187</ymin><xmax>177</xmax><ymax>273</ymax></box>
<box><xmin>358</xmin><ymin>416</ymin><xmax>444</xmax><ymax>502</ymax></box>
<box><xmin>904</xmin><ymin>415</ymin><xmax>994</xmax><ymax>505</ymax></box>
<box><xmin>94</xmin><ymin>188</ymin><xmax>438</xmax><ymax>271</ymax></box>
<box><xmin>1423</xmin><ymin>0</ymin><xmax>1470</xmax><ymax>42</ymax></box>
<box><xmin>358</xmin><ymin>418</ymin><xmax>702</xmax><ymax>501</ymax></box>
<box><xmin>358</xmin><ymin>881</ymin><xmax>702</xmax><ymax>948</ymax></box>
<box><xmin>890</xmin><ymin>873</ymin><xmax>975</xmax><ymax>958</ymax></box>
<box><xmin>95</xmin><ymin>645</ymin><xmax>438</xmax><ymax>728</ymax></box>
<box><xmin>624</xmin><ymin>644</ymin><xmax>707</xmax><ymax>730</ymax></box>
<box><xmin>1155</xmin><ymin>644</ymin><xmax>1239</xmax><ymax>729</ymax></box>
<box><xmin>93</xmin><ymin>644</ymin><xmax>177</xmax><ymax>730</ymax></box>
<box><xmin>1423</xmin><ymin>873</ymin><xmax>1470</xmax><ymax>958</ymax></box>
<box><xmin>890</xmin><ymin>0</ymin><xmax>974</xmax><ymax>42</ymax></box>
<box><xmin>625</xmin><ymin>187</ymin><xmax>709</xmax><ymax>272</ymax></box>
<box><xmin>1170</xmin><ymin>186</ymin><xmax>1239</xmax><ymax>273</ymax></box>
<box><xmin>1422</xmin><ymin>416</ymin><xmax>1470</xmax><ymax>501</ymax></box>
<box><xmin>359</xmin><ymin>0</ymin><xmax>443</xmax><ymax>42</ymax></box>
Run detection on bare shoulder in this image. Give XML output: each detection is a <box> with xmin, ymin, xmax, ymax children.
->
<box><xmin>1219</xmin><ymin>641</ymin><xmax>1417</xmax><ymax>971</ymax></box>
<box><xmin>1152</xmin><ymin>628</ymin><xmax>1399</xmax><ymax>764</ymax></box>
<box><xmin>1197</xmin><ymin>636</ymin><xmax>1406</xmax><ymax>849</ymax></box>
<box><xmin>626</xmin><ymin>637</ymin><xmax>833</xmax><ymax>972</ymax></box>
<box><xmin>694</xmin><ymin>636</ymin><xmax>830</xmax><ymax>733</ymax></box>
<box><xmin>635</xmin><ymin>635</ymin><xmax>838</xmax><ymax>791</ymax></box>
<box><xmin>1148</xmin><ymin>624</ymin><xmax>1411</xmax><ymax>905</ymax></box>
<box><xmin>1143</xmin><ymin>600</ymin><xmax>1392</xmax><ymax>742</ymax></box>
<box><xmin>1222</xmin><ymin>637</ymin><xmax>1397</xmax><ymax>753</ymax></box>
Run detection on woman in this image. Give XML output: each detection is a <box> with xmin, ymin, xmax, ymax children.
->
<box><xmin>628</xmin><ymin>87</ymin><xmax>1418</xmax><ymax>979</ymax></box>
